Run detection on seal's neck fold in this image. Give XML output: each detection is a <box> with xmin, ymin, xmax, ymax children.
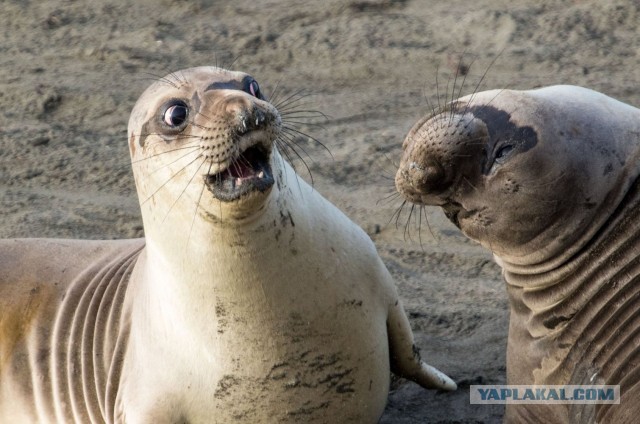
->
<box><xmin>503</xmin><ymin>177</ymin><xmax>640</xmax><ymax>385</ymax></box>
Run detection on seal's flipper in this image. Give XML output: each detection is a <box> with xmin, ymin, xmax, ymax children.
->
<box><xmin>386</xmin><ymin>298</ymin><xmax>457</xmax><ymax>391</ymax></box>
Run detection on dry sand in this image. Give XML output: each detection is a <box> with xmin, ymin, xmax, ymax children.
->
<box><xmin>2</xmin><ymin>0</ymin><xmax>640</xmax><ymax>422</ymax></box>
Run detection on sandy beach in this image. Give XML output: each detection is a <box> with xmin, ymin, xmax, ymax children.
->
<box><xmin>2</xmin><ymin>0</ymin><xmax>640</xmax><ymax>422</ymax></box>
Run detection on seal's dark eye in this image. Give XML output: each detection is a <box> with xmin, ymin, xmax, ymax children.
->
<box><xmin>163</xmin><ymin>101</ymin><xmax>189</xmax><ymax>128</ymax></box>
<box><xmin>495</xmin><ymin>144</ymin><xmax>514</xmax><ymax>160</ymax></box>
<box><xmin>248</xmin><ymin>80</ymin><xmax>262</xmax><ymax>99</ymax></box>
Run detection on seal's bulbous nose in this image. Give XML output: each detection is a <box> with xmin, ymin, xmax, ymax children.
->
<box><xmin>407</xmin><ymin>159</ymin><xmax>448</xmax><ymax>194</ymax></box>
<box><xmin>396</xmin><ymin>111</ymin><xmax>489</xmax><ymax>205</ymax></box>
<box><xmin>395</xmin><ymin>153</ymin><xmax>452</xmax><ymax>206</ymax></box>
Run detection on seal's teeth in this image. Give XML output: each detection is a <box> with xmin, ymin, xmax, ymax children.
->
<box><xmin>236</xmin><ymin>177</ymin><xmax>243</xmax><ymax>187</ymax></box>
<box><xmin>258</xmin><ymin>170</ymin><xmax>265</xmax><ymax>178</ymax></box>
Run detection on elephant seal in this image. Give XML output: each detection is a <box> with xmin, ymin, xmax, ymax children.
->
<box><xmin>0</xmin><ymin>66</ymin><xmax>455</xmax><ymax>424</ymax></box>
<box><xmin>395</xmin><ymin>85</ymin><xmax>640</xmax><ymax>423</ymax></box>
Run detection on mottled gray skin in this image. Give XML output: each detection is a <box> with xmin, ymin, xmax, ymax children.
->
<box><xmin>395</xmin><ymin>86</ymin><xmax>640</xmax><ymax>423</ymax></box>
<box><xmin>0</xmin><ymin>67</ymin><xmax>455</xmax><ymax>424</ymax></box>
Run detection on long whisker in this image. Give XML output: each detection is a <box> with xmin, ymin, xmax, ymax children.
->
<box><xmin>274</xmin><ymin>143</ymin><xmax>303</xmax><ymax>192</ymax></box>
<box><xmin>462</xmin><ymin>48</ymin><xmax>504</xmax><ymax>115</ymax></box>
<box><xmin>148</xmin><ymin>148</ymin><xmax>202</xmax><ymax>176</ymax></box>
<box><xmin>131</xmin><ymin>145</ymin><xmax>200</xmax><ymax>164</ymax></box>
<box><xmin>282</xmin><ymin>126</ymin><xmax>333</xmax><ymax>159</ymax></box>
<box><xmin>266</xmin><ymin>78</ymin><xmax>284</xmax><ymax>104</ymax></box>
<box><xmin>161</xmin><ymin>156</ymin><xmax>208</xmax><ymax>223</ymax></box>
<box><xmin>421</xmin><ymin>205</ymin><xmax>436</xmax><ymax>241</ymax></box>
<box><xmin>435</xmin><ymin>63</ymin><xmax>442</xmax><ymax>112</ymax></box>
<box><xmin>417</xmin><ymin>204</ymin><xmax>424</xmax><ymax>250</ymax></box>
<box><xmin>277</xmin><ymin>134</ymin><xmax>315</xmax><ymax>186</ymax></box>
<box><xmin>389</xmin><ymin>200</ymin><xmax>407</xmax><ymax>228</ymax></box>
<box><xmin>140</xmin><ymin>153</ymin><xmax>204</xmax><ymax>206</ymax></box>
<box><xmin>136</xmin><ymin>72</ymin><xmax>179</xmax><ymax>89</ymax></box>
<box><xmin>377</xmin><ymin>191</ymin><xmax>402</xmax><ymax>205</ymax></box>
<box><xmin>404</xmin><ymin>203</ymin><xmax>416</xmax><ymax>241</ymax></box>
<box><xmin>272</xmin><ymin>89</ymin><xmax>308</xmax><ymax>110</ymax></box>
<box><xmin>187</xmin><ymin>161</ymin><xmax>213</xmax><ymax>247</ymax></box>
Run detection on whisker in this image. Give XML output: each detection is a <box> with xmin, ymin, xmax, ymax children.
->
<box><xmin>435</xmin><ymin>63</ymin><xmax>442</xmax><ymax>112</ymax></box>
<box><xmin>456</xmin><ymin>54</ymin><xmax>475</xmax><ymax>102</ymax></box>
<box><xmin>274</xmin><ymin>143</ymin><xmax>304</xmax><ymax>192</ymax></box>
<box><xmin>421</xmin><ymin>205</ymin><xmax>436</xmax><ymax>241</ymax></box>
<box><xmin>279</xmin><ymin>110</ymin><xmax>329</xmax><ymax>119</ymax></box>
<box><xmin>140</xmin><ymin>153</ymin><xmax>204</xmax><ymax>206</ymax></box>
<box><xmin>277</xmin><ymin>134</ymin><xmax>315</xmax><ymax>186</ymax></box>
<box><xmin>462</xmin><ymin>48</ymin><xmax>505</xmax><ymax>116</ymax></box>
<box><xmin>377</xmin><ymin>191</ymin><xmax>401</xmax><ymax>205</ymax></box>
<box><xmin>272</xmin><ymin>89</ymin><xmax>308</xmax><ymax>110</ymax></box>
<box><xmin>389</xmin><ymin>200</ymin><xmax>407</xmax><ymax>229</ymax></box>
<box><xmin>131</xmin><ymin>145</ymin><xmax>200</xmax><ymax>165</ymax></box>
<box><xmin>278</xmin><ymin>102</ymin><xmax>326</xmax><ymax>116</ymax></box>
<box><xmin>280</xmin><ymin>119</ymin><xmax>327</xmax><ymax>128</ymax></box>
<box><xmin>266</xmin><ymin>77</ymin><xmax>284</xmax><ymax>104</ymax></box>
<box><xmin>281</xmin><ymin>126</ymin><xmax>333</xmax><ymax>159</ymax></box>
<box><xmin>148</xmin><ymin>148</ymin><xmax>202</xmax><ymax>176</ymax></box>
<box><xmin>136</xmin><ymin>72</ymin><xmax>179</xmax><ymax>89</ymax></box>
<box><xmin>187</xmin><ymin>161</ymin><xmax>213</xmax><ymax>246</ymax></box>
<box><xmin>275</xmin><ymin>141</ymin><xmax>297</xmax><ymax>172</ymax></box>
<box><xmin>195</xmin><ymin>110</ymin><xmax>213</xmax><ymax>121</ymax></box>
<box><xmin>417</xmin><ymin>204</ymin><xmax>424</xmax><ymax>250</ymax></box>
<box><xmin>448</xmin><ymin>51</ymin><xmax>464</xmax><ymax>124</ymax></box>
<box><xmin>403</xmin><ymin>203</ymin><xmax>416</xmax><ymax>242</ymax></box>
<box><xmin>279</xmin><ymin>131</ymin><xmax>314</xmax><ymax>162</ymax></box>
<box><xmin>161</xmin><ymin>156</ymin><xmax>208</xmax><ymax>224</ymax></box>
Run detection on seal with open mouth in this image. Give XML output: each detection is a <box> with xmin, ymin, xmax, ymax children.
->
<box><xmin>0</xmin><ymin>66</ymin><xmax>455</xmax><ymax>423</ymax></box>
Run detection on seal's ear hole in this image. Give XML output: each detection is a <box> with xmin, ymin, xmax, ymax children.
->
<box><xmin>162</xmin><ymin>100</ymin><xmax>189</xmax><ymax>129</ymax></box>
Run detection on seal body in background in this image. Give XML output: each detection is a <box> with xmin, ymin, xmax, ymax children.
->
<box><xmin>0</xmin><ymin>66</ymin><xmax>455</xmax><ymax>423</ymax></box>
<box><xmin>396</xmin><ymin>85</ymin><xmax>640</xmax><ymax>423</ymax></box>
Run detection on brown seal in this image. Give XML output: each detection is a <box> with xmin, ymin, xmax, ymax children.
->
<box><xmin>0</xmin><ymin>66</ymin><xmax>455</xmax><ymax>424</ymax></box>
<box><xmin>395</xmin><ymin>85</ymin><xmax>640</xmax><ymax>423</ymax></box>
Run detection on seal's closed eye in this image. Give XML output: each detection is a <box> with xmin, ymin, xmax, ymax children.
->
<box><xmin>494</xmin><ymin>143</ymin><xmax>514</xmax><ymax>161</ymax></box>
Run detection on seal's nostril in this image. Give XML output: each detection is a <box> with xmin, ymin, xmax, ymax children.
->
<box><xmin>238</xmin><ymin>109</ymin><xmax>267</xmax><ymax>134</ymax></box>
<box><xmin>255</xmin><ymin>109</ymin><xmax>266</xmax><ymax>128</ymax></box>
<box><xmin>238</xmin><ymin>115</ymin><xmax>248</xmax><ymax>135</ymax></box>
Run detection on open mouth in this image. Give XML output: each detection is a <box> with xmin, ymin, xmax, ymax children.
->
<box><xmin>205</xmin><ymin>145</ymin><xmax>274</xmax><ymax>201</ymax></box>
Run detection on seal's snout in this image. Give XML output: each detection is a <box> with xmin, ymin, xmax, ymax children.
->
<box><xmin>396</xmin><ymin>111</ymin><xmax>488</xmax><ymax>206</ymax></box>
<box><xmin>196</xmin><ymin>80</ymin><xmax>281</xmax><ymax>203</ymax></box>
<box><xmin>395</xmin><ymin>151</ymin><xmax>451</xmax><ymax>206</ymax></box>
<box><xmin>407</xmin><ymin>158</ymin><xmax>448</xmax><ymax>194</ymax></box>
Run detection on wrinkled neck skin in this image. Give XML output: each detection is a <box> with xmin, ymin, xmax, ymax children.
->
<box><xmin>465</xmin><ymin>89</ymin><xmax>640</xmax><ymax>422</ymax></box>
<box><xmin>503</xmin><ymin>178</ymin><xmax>640</xmax><ymax>421</ymax></box>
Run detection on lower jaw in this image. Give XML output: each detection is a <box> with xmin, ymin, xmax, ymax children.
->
<box><xmin>205</xmin><ymin>170</ymin><xmax>275</xmax><ymax>202</ymax></box>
